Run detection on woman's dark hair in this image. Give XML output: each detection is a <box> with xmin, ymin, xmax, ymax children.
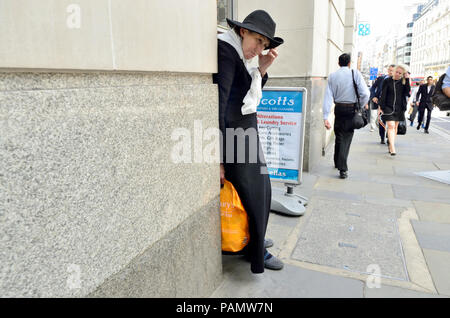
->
<box><xmin>232</xmin><ymin>26</ymin><xmax>242</xmax><ymax>36</ymax></box>
<box><xmin>338</xmin><ymin>53</ymin><xmax>351</xmax><ymax>67</ymax></box>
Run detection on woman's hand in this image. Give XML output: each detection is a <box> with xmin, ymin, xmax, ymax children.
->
<box><xmin>258</xmin><ymin>48</ymin><xmax>278</xmax><ymax>76</ymax></box>
<box><xmin>220</xmin><ymin>164</ymin><xmax>225</xmax><ymax>185</ymax></box>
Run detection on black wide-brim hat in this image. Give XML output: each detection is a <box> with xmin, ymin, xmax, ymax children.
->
<box><xmin>226</xmin><ymin>10</ymin><xmax>284</xmax><ymax>50</ymax></box>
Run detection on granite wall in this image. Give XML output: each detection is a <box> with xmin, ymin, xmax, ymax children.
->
<box><xmin>0</xmin><ymin>72</ymin><xmax>222</xmax><ymax>297</ymax></box>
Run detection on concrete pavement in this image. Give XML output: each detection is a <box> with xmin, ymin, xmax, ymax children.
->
<box><xmin>212</xmin><ymin>114</ymin><xmax>450</xmax><ymax>298</ymax></box>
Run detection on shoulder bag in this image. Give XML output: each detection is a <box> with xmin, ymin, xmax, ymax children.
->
<box><xmin>351</xmin><ymin>70</ymin><xmax>368</xmax><ymax>129</ymax></box>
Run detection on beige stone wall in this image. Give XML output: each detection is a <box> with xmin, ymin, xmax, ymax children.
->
<box><xmin>234</xmin><ymin>0</ymin><xmax>350</xmax><ymax>78</ymax></box>
<box><xmin>0</xmin><ymin>0</ymin><xmax>217</xmax><ymax>73</ymax></box>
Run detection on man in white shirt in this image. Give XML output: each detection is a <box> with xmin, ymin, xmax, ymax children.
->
<box><xmin>323</xmin><ymin>53</ymin><xmax>370</xmax><ymax>179</ymax></box>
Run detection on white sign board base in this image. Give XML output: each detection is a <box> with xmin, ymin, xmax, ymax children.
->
<box><xmin>271</xmin><ymin>186</ymin><xmax>308</xmax><ymax>216</ymax></box>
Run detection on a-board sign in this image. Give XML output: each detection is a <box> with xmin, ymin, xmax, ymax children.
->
<box><xmin>257</xmin><ymin>87</ymin><xmax>307</xmax><ymax>185</ymax></box>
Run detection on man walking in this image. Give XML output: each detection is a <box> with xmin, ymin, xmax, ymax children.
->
<box><xmin>408</xmin><ymin>81</ymin><xmax>422</xmax><ymax>126</ymax></box>
<box><xmin>323</xmin><ymin>53</ymin><xmax>370</xmax><ymax>179</ymax></box>
<box><xmin>416</xmin><ymin>76</ymin><xmax>436</xmax><ymax>134</ymax></box>
<box><xmin>369</xmin><ymin>64</ymin><xmax>395</xmax><ymax>144</ymax></box>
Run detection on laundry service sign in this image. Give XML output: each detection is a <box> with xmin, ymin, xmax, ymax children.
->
<box><xmin>257</xmin><ymin>87</ymin><xmax>306</xmax><ymax>184</ymax></box>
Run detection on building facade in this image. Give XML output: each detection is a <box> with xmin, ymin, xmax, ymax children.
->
<box><xmin>410</xmin><ymin>0</ymin><xmax>450</xmax><ymax>77</ymax></box>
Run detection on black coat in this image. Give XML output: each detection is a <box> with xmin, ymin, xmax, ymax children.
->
<box><xmin>380</xmin><ymin>77</ymin><xmax>410</xmax><ymax>114</ymax></box>
<box><xmin>212</xmin><ymin>39</ymin><xmax>271</xmax><ymax>274</ymax></box>
<box><xmin>416</xmin><ymin>84</ymin><xmax>436</xmax><ymax>110</ymax></box>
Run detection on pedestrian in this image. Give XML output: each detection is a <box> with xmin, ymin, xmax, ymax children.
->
<box><xmin>379</xmin><ymin>65</ymin><xmax>411</xmax><ymax>156</ymax></box>
<box><xmin>369</xmin><ymin>64</ymin><xmax>396</xmax><ymax>144</ymax></box>
<box><xmin>408</xmin><ymin>81</ymin><xmax>421</xmax><ymax>126</ymax></box>
<box><xmin>443</xmin><ymin>66</ymin><xmax>450</xmax><ymax>98</ymax></box>
<box><xmin>323</xmin><ymin>53</ymin><xmax>370</xmax><ymax>179</ymax></box>
<box><xmin>213</xmin><ymin>10</ymin><xmax>284</xmax><ymax>273</ymax></box>
<box><xmin>368</xmin><ymin>96</ymin><xmax>378</xmax><ymax>132</ymax></box>
<box><xmin>416</xmin><ymin>76</ymin><xmax>436</xmax><ymax>134</ymax></box>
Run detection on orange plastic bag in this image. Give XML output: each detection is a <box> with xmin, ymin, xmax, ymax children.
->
<box><xmin>220</xmin><ymin>180</ymin><xmax>250</xmax><ymax>252</ymax></box>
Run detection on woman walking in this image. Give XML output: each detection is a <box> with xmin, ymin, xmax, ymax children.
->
<box><xmin>213</xmin><ymin>10</ymin><xmax>284</xmax><ymax>273</ymax></box>
<box><xmin>379</xmin><ymin>65</ymin><xmax>410</xmax><ymax>156</ymax></box>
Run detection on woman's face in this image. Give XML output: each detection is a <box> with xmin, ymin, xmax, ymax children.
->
<box><xmin>393</xmin><ymin>67</ymin><xmax>404</xmax><ymax>80</ymax></box>
<box><xmin>240</xmin><ymin>28</ymin><xmax>270</xmax><ymax>60</ymax></box>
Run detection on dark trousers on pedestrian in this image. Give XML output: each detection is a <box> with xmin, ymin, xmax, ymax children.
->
<box><xmin>334</xmin><ymin>105</ymin><xmax>355</xmax><ymax>172</ymax></box>
<box><xmin>418</xmin><ymin>107</ymin><xmax>432</xmax><ymax>130</ymax></box>
<box><xmin>409</xmin><ymin>105</ymin><xmax>418</xmax><ymax>122</ymax></box>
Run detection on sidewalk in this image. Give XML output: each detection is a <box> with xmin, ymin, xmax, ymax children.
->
<box><xmin>211</xmin><ymin>120</ymin><xmax>450</xmax><ymax>298</ymax></box>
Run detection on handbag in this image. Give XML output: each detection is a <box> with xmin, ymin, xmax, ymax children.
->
<box><xmin>408</xmin><ymin>106</ymin><xmax>413</xmax><ymax>115</ymax></box>
<box><xmin>432</xmin><ymin>73</ymin><xmax>450</xmax><ymax>111</ymax></box>
<box><xmin>220</xmin><ymin>179</ymin><xmax>250</xmax><ymax>252</ymax></box>
<box><xmin>351</xmin><ymin>70</ymin><xmax>368</xmax><ymax>129</ymax></box>
<box><xmin>397</xmin><ymin>120</ymin><xmax>407</xmax><ymax>135</ymax></box>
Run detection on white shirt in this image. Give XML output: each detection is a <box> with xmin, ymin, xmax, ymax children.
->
<box><xmin>322</xmin><ymin>67</ymin><xmax>370</xmax><ymax>120</ymax></box>
<box><xmin>218</xmin><ymin>30</ymin><xmax>262</xmax><ymax>115</ymax></box>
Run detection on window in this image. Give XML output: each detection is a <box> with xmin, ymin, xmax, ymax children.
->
<box><xmin>217</xmin><ymin>0</ymin><xmax>233</xmax><ymax>28</ymax></box>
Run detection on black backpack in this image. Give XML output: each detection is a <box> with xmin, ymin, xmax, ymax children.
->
<box><xmin>431</xmin><ymin>73</ymin><xmax>450</xmax><ymax>111</ymax></box>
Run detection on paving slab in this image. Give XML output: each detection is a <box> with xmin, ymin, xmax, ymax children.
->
<box><xmin>365</xmin><ymin>284</ymin><xmax>446</xmax><ymax>298</ymax></box>
<box><xmin>211</xmin><ymin>257</ymin><xmax>364</xmax><ymax>298</ymax></box>
<box><xmin>265</xmin><ymin>213</ymin><xmax>302</xmax><ymax>257</ymax></box>
<box><xmin>393</xmin><ymin>185</ymin><xmax>450</xmax><ymax>204</ymax></box>
<box><xmin>314</xmin><ymin>178</ymin><xmax>394</xmax><ymax>198</ymax></box>
<box><xmin>291</xmin><ymin>198</ymin><xmax>408</xmax><ymax>281</ymax></box>
<box><xmin>413</xmin><ymin>201</ymin><xmax>450</xmax><ymax>224</ymax></box>
<box><xmin>313</xmin><ymin>189</ymin><xmax>364</xmax><ymax>202</ymax></box>
<box><xmin>422</xmin><ymin>249</ymin><xmax>450</xmax><ymax>296</ymax></box>
<box><xmin>415</xmin><ymin>170</ymin><xmax>450</xmax><ymax>185</ymax></box>
<box><xmin>411</xmin><ymin>220</ymin><xmax>450</xmax><ymax>253</ymax></box>
<box><xmin>433</xmin><ymin>162</ymin><xmax>450</xmax><ymax>170</ymax></box>
<box><xmin>364</xmin><ymin>195</ymin><xmax>414</xmax><ymax>209</ymax></box>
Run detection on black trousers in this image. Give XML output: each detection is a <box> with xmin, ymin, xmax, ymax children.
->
<box><xmin>334</xmin><ymin>106</ymin><xmax>355</xmax><ymax>172</ymax></box>
<box><xmin>418</xmin><ymin>106</ymin><xmax>432</xmax><ymax>130</ymax></box>
<box><xmin>409</xmin><ymin>105</ymin><xmax>419</xmax><ymax>122</ymax></box>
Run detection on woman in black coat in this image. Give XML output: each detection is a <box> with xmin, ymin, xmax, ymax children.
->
<box><xmin>212</xmin><ymin>10</ymin><xmax>284</xmax><ymax>274</ymax></box>
<box><xmin>380</xmin><ymin>65</ymin><xmax>410</xmax><ymax>155</ymax></box>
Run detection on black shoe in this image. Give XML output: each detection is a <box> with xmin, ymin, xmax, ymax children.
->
<box><xmin>264</xmin><ymin>238</ymin><xmax>274</xmax><ymax>248</ymax></box>
<box><xmin>339</xmin><ymin>170</ymin><xmax>348</xmax><ymax>179</ymax></box>
<box><xmin>391</xmin><ymin>152</ymin><xmax>396</xmax><ymax>156</ymax></box>
<box><xmin>424</xmin><ymin>130</ymin><xmax>429</xmax><ymax>134</ymax></box>
<box><xmin>417</xmin><ymin>125</ymin><xmax>420</xmax><ymax>130</ymax></box>
<box><xmin>380</xmin><ymin>140</ymin><xmax>386</xmax><ymax>144</ymax></box>
<box><xmin>264</xmin><ymin>254</ymin><xmax>284</xmax><ymax>270</ymax></box>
